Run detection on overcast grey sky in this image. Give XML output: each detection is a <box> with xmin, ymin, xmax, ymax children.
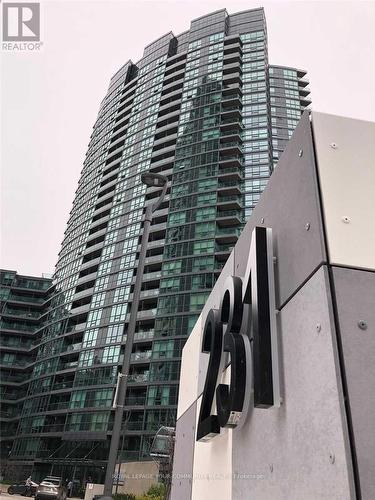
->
<box><xmin>1</xmin><ymin>0</ymin><xmax>375</xmax><ymax>276</ymax></box>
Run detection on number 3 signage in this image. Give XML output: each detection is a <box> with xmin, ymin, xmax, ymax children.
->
<box><xmin>197</xmin><ymin>226</ymin><xmax>281</xmax><ymax>442</ymax></box>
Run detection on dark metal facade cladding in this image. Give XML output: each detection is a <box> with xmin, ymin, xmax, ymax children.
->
<box><xmin>3</xmin><ymin>8</ymin><xmax>310</xmax><ymax>482</ymax></box>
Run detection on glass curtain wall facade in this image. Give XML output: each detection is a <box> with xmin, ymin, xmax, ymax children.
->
<box><xmin>0</xmin><ymin>270</ymin><xmax>52</xmax><ymax>479</ymax></box>
<box><xmin>3</xmin><ymin>8</ymin><xmax>310</xmax><ymax>482</ymax></box>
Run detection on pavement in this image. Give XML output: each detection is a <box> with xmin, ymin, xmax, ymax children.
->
<box><xmin>0</xmin><ymin>495</ymin><xmax>81</xmax><ymax>500</ymax></box>
<box><xmin>0</xmin><ymin>495</ymin><xmax>27</xmax><ymax>500</ymax></box>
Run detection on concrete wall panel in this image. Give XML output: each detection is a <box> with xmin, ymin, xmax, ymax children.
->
<box><xmin>312</xmin><ymin>112</ymin><xmax>375</xmax><ymax>271</ymax></box>
<box><xmin>232</xmin><ymin>266</ymin><xmax>355</xmax><ymax>500</ymax></box>
<box><xmin>170</xmin><ymin>402</ymin><xmax>197</xmax><ymax>500</ymax></box>
<box><xmin>332</xmin><ymin>266</ymin><xmax>375</xmax><ymax>499</ymax></box>
<box><xmin>191</xmin><ymin>395</ymin><xmax>232</xmax><ymax>500</ymax></box>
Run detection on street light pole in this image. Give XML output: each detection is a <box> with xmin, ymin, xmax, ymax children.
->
<box><xmin>102</xmin><ymin>172</ymin><xmax>168</xmax><ymax>498</ymax></box>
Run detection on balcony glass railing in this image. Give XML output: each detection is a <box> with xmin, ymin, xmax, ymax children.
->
<box><xmin>217</xmin><ymin>195</ymin><xmax>243</xmax><ymax>204</ymax></box>
<box><xmin>8</xmin><ymin>295</ymin><xmax>45</xmax><ymax>304</ymax></box>
<box><xmin>0</xmin><ymin>321</ymin><xmax>38</xmax><ymax>332</ymax></box>
<box><xmin>219</xmin><ymin>141</ymin><xmax>243</xmax><ymax>148</ymax></box>
<box><xmin>128</xmin><ymin>372</ymin><xmax>149</xmax><ymax>383</ymax></box>
<box><xmin>221</xmin><ymin>93</ymin><xmax>242</xmax><ymax>102</ymax></box>
<box><xmin>216</xmin><ymin>227</ymin><xmax>242</xmax><ymax>236</ymax></box>
<box><xmin>125</xmin><ymin>396</ymin><xmax>146</xmax><ymax>406</ymax></box>
<box><xmin>215</xmin><ymin>243</ymin><xmax>235</xmax><ymax>253</ymax></box>
<box><xmin>47</xmin><ymin>401</ymin><xmax>70</xmax><ymax>411</ymax></box>
<box><xmin>52</xmin><ymin>381</ymin><xmax>74</xmax><ymax>391</ymax></box>
<box><xmin>14</xmin><ymin>279</ymin><xmax>51</xmax><ymax>291</ymax></box>
<box><xmin>130</xmin><ymin>351</ymin><xmax>152</xmax><ymax>361</ymax></box>
<box><xmin>0</xmin><ymin>373</ymin><xmax>28</xmax><ymax>383</ymax></box>
<box><xmin>220</xmin><ymin>128</ymin><xmax>243</xmax><ymax>137</ymax></box>
<box><xmin>218</xmin><ymin>179</ymin><xmax>242</xmax><ymax>188</ymax></box>
<box><xmin>134</xmin><ymin>330</ymin><xmax>154</xmax><ymax>341</ymax></box>
<box><xmin>219</xmin><ymin>166</ymin><xmax>244</xmax><ymax>176</ymax></box>
<box><xmin>216</xmin><ymin>209</ymin><xmax>244</xmax><ymax>220</ymax></box>
<box><xmin>2</xmin><ymin>308</ymin><xmax>41</xmax><ymax>319</ymax></box>
<box><xmin>0</xmin><ymin>358</ymin><xmax>30</xmax><ymax>367</ymax></box>
<box><xmin>0</xmin><ymin>338</ymin><xmax>33</xmax><ymax>349</ymax></box>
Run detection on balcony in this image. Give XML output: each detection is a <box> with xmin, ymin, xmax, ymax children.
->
<box><xmin>63</xmin><ymin>343</ymin><xmax>82</xmax><ymax>354</ymax></box>
<box><xmin>215</xmin><ymin>243</ymin><xmax>235</xmax><ymax>256</ymax></box>
<box><xmin>52</xmin><ymin>381</ymin><xmax>74</xmax><ymax>391</ymax></box>
<box><xmin>216</xmin><ymin>209</ymin><xmax>244</xmax><ymax>226</ymax></box>
<box><xmin>60</xmin><ymin>361</ymin><xmax>79</xmax><ymax>371</ymax></box>
<box><xmin>217</xmin><ymin>195</ymin><xmax>243</xmax><ymax>210</ymax></box>
<box><xmin>215</xmin><ymin>226</ymin><xmax>242</xmax><ymax>244</ymax></box>
<box><xmin>128</xmin><ymin>372</ymin><xmax>149</xmax><ymax>384</ymax></box>
<box><xmin>218</xmin><ymin>180</ymin><xmax>243</xmax><ymax>195</ymax></box>
<box><xmin>134</xmin><ymin>330</ymin><xmax>154</xmax><ymax>342</ymax></box>
<box><xmin>125</xmin><ymin>395</ymin><xmax>146</xmax><ymax>407</ymax></box>
<box><xmin>130</xmin><ymin>351</ymin><xmax>152</xmax><ymax>362</ymax></box>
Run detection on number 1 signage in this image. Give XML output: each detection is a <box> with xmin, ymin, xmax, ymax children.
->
<box><xmin>197</xmin><ymin>226</ymin><xmax>281</xmax><ymax>442</ymax></box>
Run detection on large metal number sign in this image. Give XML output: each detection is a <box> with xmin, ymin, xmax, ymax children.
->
<box><xmin>196</xmin><ymin>226</ymin><xmax>280</xmax><ymax>442</ymax></box>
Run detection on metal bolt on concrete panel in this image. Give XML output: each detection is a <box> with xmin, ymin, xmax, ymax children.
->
<box><xmin>329</xmin><ymin>453</ymin><xmax>335</xmax><ymax>464</ymax></box>
<box><xmin>330</xmin><ymin>142</ymin><xmax>338</xmax><ymax>149</ymax></box>
<box><xmin>305</xmin><ymin>223</ymin><xmax>310</xmax><ymax>231</ymax></box>
<box><xmin>342</xmin><ymin>216</ymin><xmax>350</xmax><ymax>223</ymax></box>
<box><xmin>316</xmin><ymin>324</ymin><xmax>321</xmax><ymax>333</ymax></box>
<box><xmin>298</xmin><ymin>149</ymin><xmax>303</xmax><ymax>157</ymax></box>
<box><xmin>358</xmin><ymin>320</ymin><xmax>368</xmax><ymax>330</ymax></box>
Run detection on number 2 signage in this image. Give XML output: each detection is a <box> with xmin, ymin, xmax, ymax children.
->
<box><xmin>197</xmin><ymin>226</ymin><xmax>281</xmax><ymax>442</ymax></box>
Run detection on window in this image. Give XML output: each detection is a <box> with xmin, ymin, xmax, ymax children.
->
<box><xmin>102</xmin><ymin>346</ymin><xmax>120</xmax><ymax>364</ymax></box>
<box><xmin>79</xmin><ymin>349</ymin><xmax>95</xmax><ymax>367</ymax></box>
<box><xmin>152</xmin><ymin>340</ymin><xmax>175</xmax><ymax>359</ymax></box>
<box><xmin>105</xmin><ymin>230</ymin><xmax>118</xmax><ymax>245</ymax></box>
<box><xmin>241</xmin><ymin>31</ymin><xmax>264</xmax><ymax>42</ymax></box>
<box><xmin>107</xmin><ymin>324</ymin><xmax>124</xmax><ymax>343</ymax></box>
<box><xmin>188</xmin><ymin>39</ymin><xmax>201</xmax><ymax>51</ymax></box>
<box><xmin>193</xmin><ymin>240</ymin><xmax>214</xmax><ymax>255</ymax></box>
<box><xmin>122</xmin><ymin>237</ymin><xmax>138</xmax><ymax>253</ymax></box>
<box><xmin>208</xmin><ymin>42</ymin><xmax>223</xmax><ymax>53</ymax></box>
<box><xmin>107</xmin><ymin>216</ymin><xmax>121</xmax><ymax>231</ymax></box>
<box><xmin>101</xmin><ymin>244</ymin><xmax>115</xmax><ymax>260</ymax></box>
<box><xmin>128</xmin><ymin>209</ymin><xmax>143</xmax><ymax>223</ymax></box>
<box><xmin>195</xmin><ymin>222</ymin><xmax>215</xmax><ymax>238</ymax></box>
<box><xmin>120</xmin><ymin>253</ymin><xmax>136</xmax><ymax>269</ymax></box>
<box><xmin>86</xmin><ymin>309</ymin><xmax>102</xmax><ymax>328</ymax></box>
<box><xmin>97</xmin><ymin>260</ymin><xmax>112</xmax><ymax>276</ymax></box>
<box><xmin>117</xmin><ymin>269</ymin><xmax>133</xmax><ymax>286</ymax></box>
<box><xmin>82</xmin><ymin>329</ymin><xmax>99</xmax><ymax>348</ymax></box>
<box><xmin>113</xmin><ymin>286</ymin><xmax>130</xmax><ymax>303</ymax></box>
<box><xmin>125</xmin><ymin>223</ymin><xmax>141</xmax><ymax>238</ymax></box>
<box><xmin>195</xmin><ymin>206</ymin><xmax>215</xmax><ymax>221</ymax></box>
<box><xmin>70</xmin><ymin>391</ymin><xmax>86</xmax><ymax>408</ymax></box>
<box><xmin>168</xmin><ymin>211</ymin><xmax>186</xmax><ymax>226</ymax></box>
<box><xmin>190</xmin><ymin>292</ymin><xmax>210</xmax><ymax>311</ymax></box>
<box><xmin>94</xmin><ymin>276</ymin><xmax>109</xmax><ymax>292</ymax></box>
<box><xmin>197</xmin><ymin>192</ymin><xmax>216</xmax><ymax>205</ymax></box>
<box><xmin>192</xmin><ymin>255</ymin><xmax>214</xmax><ymax>272</ymax></box>
<box><xmin>162</xmin><ymin>260</ymin><xmax>182</xmax><ymax>275</ymax></box>
<box><xmin>160</xmin><ymin>277</ymin><xmax>181</xmax><ymax>292</ymax></box>
<box><xmin>130</xmin><ymin>196</ymin><xmax>143</xmax><ymax>210</ymax></box>
<box><xmin>91</xmin><ymin>292</ymin><xmax>106</xmax><ymax>308</ymax></box>
<box><xmin>209</xmin><ymin>32</ymin><xmax>224</xmax><ymax>43</ymax></box>
<box><xmin>110</xmin><ymin>304</ymin><xmax>127</xmax><ymax>323</ymax></box>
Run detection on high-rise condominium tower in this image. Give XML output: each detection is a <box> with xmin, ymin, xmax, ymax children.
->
<box><xmin>4</xmin><ymin>8</ymin><xmax>310</xmax><ymax>482</ymax></box>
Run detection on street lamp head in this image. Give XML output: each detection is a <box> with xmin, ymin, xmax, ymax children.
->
<box><xmin>141</xmin><ymin>172</ymin><xmax>167</xmax><ymax>188</ymax></box>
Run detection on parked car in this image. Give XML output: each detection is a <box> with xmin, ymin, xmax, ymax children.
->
<box><xmin>35</xmin><ymin>477</ymin><xmax>67</xmax><ymax>500</ymax></box>
<box><xmin>7</xmin><ymin>481</ymin><xmax>38</xmax><ymax>496</ymax></box>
